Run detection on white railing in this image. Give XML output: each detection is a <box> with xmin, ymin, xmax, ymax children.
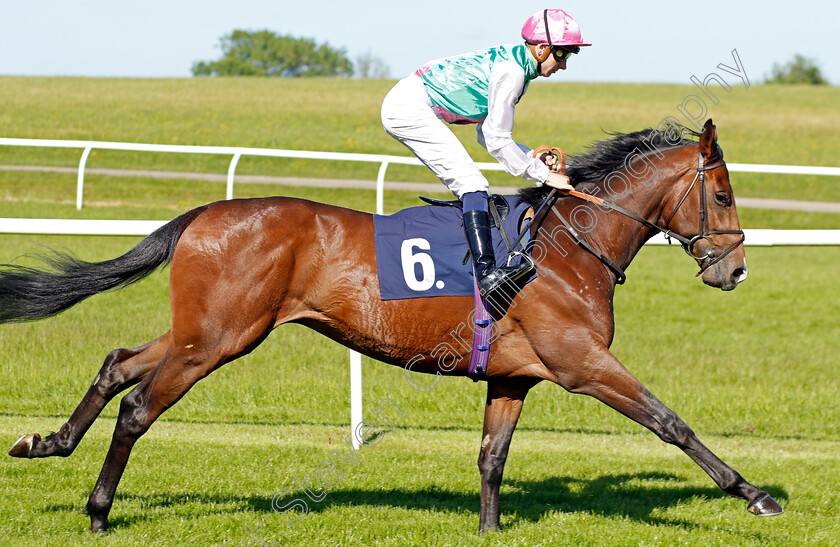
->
<box><xmin>3</xmin><ymin>219</ymin><xmax>839</xmax><ymax>246</ymax></box>
<box><xmin>0</xmin><ymin>137</ymin><xmax>505</xmax><ymax>213</ymax></box>
<box><xmin>2</xmin><ymin>137</ymin><xmax>840</xmax><ymax>212</ymax></box>
<box><xmin>0</xmin><ymin>218</ymin><xmax>840</xmax><ymax>247</ymax></box>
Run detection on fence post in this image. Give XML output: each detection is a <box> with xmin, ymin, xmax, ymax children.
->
<box><xmin>350</xmin><ymin>350</ymin><xmax>363</xmax><ymax>449</ymax></box>
<box><xmin>376</xmin><ymin>161</ymin><xmax>389</xmax><ymax>216</ymax></box>
<box><xmin>76</xmin><ymin>146</ymin><xmax>93</xmax><ymax>210</ymax></box>
<box><xmin>349</xmin><ymin>160</ymin><xmax>392</xmax><ymax>447</ymax></box>
<box><xmin>226</xmin><ymin>153</ymin><xmax>242</xmax><ymax>200</ymax></box>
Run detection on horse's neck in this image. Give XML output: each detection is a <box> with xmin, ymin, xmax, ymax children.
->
<box><xmin>544</xmin><ymin>148</ymin><xmax>690</xmax><ymax>283</ymax></box>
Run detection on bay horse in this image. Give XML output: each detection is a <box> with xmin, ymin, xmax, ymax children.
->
<box><xmin>1</xmin><ymin>119</ymin><xmax>782</xmax><ymax>533</ymax></box>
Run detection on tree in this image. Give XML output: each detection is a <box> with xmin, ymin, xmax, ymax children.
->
<box><xmin>355</xmin><ymin>51</ymin><xmax>391</xmax><ymax>79</ymax></box>
<box><xmin>192</xmin><ymin>30</ymin><xmax>353</xmax><ymax>78</ymax></box>
<box><xmin>765</xmin><ymin>54</ymin><xmax>829</xmax><ymax>85</ymax></box>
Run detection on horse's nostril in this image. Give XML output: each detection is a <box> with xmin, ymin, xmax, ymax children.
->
<box><xmin>732</xmin><ymin>267</ymin><xmax>748</xmax><ymax>284</ymax></box>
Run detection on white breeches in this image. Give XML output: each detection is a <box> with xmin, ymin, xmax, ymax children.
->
<box><xmin>381</xmin><ymin>75</ymin><xmax>489</xmax><ymax>198</ymax></box>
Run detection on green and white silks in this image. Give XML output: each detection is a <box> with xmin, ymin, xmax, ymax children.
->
<box><xmin>415</xmin><ymin>44</ymin><xmax>539</xmax><ymax>124</ymax></box>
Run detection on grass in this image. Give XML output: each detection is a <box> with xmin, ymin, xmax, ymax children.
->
<box><xmin>0</xmin><ymin>77</ymin><xmax>838</xmax><ymax>545</ymax></box>
<box><xmin>1</xmin><ymin>418</ymin><xmax>838</xmax><ymax>546</ymax></box>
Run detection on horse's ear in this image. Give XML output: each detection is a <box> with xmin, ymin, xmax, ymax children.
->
<box><xmin>700</xmin><ymin>118</ymin><xmax>717</xmax><ymax>157</ymax></box>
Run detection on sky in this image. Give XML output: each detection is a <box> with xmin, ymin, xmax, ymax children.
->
<box><xmin>0</xmin><ymin>0</ymin><xmax>837</xmax><ymax>85</ymax></box>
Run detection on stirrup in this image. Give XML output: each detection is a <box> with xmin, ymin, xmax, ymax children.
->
<box><xmin>478</xmin><ymin>262</ymin><xmax>534</xmax><ymax>297</ymax></box>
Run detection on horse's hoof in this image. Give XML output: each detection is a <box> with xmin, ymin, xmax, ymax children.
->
<box><xmin>9</xmin><ymin>433</ymin><xmax>40</xmax><ymax>458</ymax></box>
<box><xmin>748</xmin><ymin>493</ymin><xmax>783</xmax><ymax>516</ymax></box>
<box><xmin>90</xmin><ymin>517</ymin><xmax>109</xmax><ymax>534</ymax></box>
<box><xmin>86</xmin><ymin>501</ymin><xmax>111</xmax><ymax>533</ymax></box>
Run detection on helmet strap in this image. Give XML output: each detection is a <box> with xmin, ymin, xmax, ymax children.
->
<box><xmin>543</xmin><ymin>8</ymin><xmax>553</xmax><ymax>45</ymax></box>
<box><xmin>528</xmin><ymin>43</ymin><xmax>551</xmax><ymax>63</ymax></box>
<box><xmin>527</xmin><ymin>43</ymin><xmax>551</xmax><ymax>75</ymax></box>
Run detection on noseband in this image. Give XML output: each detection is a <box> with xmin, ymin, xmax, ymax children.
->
<box><xmin>539</xmin><ymin>148</ymin><xmax>746</xmax><ymax>283</ymax></box>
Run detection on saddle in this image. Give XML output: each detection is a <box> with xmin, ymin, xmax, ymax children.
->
<box><xmin>418</xmin><ymin>194</ymin><xmax>510</xmax><ymax>219</ymax></box>
<box><xmin>418</xmin><ymin>194</ymin><xmax>532</xmax><ymax>263</ymax></box>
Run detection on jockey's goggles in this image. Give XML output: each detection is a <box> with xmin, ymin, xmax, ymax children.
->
<box><xmin>551</xmin><ymin>46</ymin><xmax>579</xmax><ymax>62</ymax></box>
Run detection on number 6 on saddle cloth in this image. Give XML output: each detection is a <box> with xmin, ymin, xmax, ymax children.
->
<box><xmin>373</xmin><ymin>195</ymin><xmax>536</xmax><ymax>301</ymax></box>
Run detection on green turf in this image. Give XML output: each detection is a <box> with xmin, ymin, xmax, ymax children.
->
<box><xmin>1</xmin><ymin>418</ymin><xmax>837</xmax><ymax>547</ymax></box>
<box><xmin>0</xmin><ymin>234</ymin><xmax>838</xmax><ymax>545</ymax></box>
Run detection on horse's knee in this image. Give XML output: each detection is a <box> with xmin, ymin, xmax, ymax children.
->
<box><xmin>115</xmin><ymin>389</ymin><xmax>152</xmax><ymax>439</ymax></box>
<box><xmin>477</xmin><ymin>441</ymin><xmax>506</xmax><ymax>484</ymax></box>
<box><xmin>94</xmin><ymin>342</ymin><xmax>163</xmax><ymax>400</ymax></box>
<box><xmin>92</xmin><ymin>348</ymin><xmax>136</xmax><ymax>393</ymax></box>
<box><xmin>654</xmin><ymin>409</ymin><xmax>696</xmax><ymax>446</ymax></box>
<box><xmin>103</xmin><ymin>347</ymin><xmax>135</xmax><ymax>366</ymax></box>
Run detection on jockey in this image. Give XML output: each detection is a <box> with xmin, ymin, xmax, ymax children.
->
<box><xmin>381</xmin><ymin>8</ymin><xmax>591</xmax><ymax>297</ymax></box>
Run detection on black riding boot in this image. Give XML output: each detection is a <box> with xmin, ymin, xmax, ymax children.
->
<box><xmin>463</xmin><ymin>210</ymin><xmax>533</xmax><ymax>297</ymax></box>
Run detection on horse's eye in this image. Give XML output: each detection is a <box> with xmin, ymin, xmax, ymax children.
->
<box><xmin>714</xmin><ymin>191</ymin><xmax>732</xmax><ymax>207</ymax></box>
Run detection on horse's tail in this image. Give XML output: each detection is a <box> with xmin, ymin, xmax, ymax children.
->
<box><xmin>0</xmin><ymin>206</ymin><xmax>208</xmax><ymax>324</ymax></box>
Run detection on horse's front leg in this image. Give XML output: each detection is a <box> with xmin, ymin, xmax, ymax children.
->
<box><xmin>478</xmin><ymin>379</ymin><xmax>536</xmax><ymax>532</ymax></box>
<box><xmin>546</xmin><ymin>345</ymin><xmax>783</xmax><ymax>516</ymax></box>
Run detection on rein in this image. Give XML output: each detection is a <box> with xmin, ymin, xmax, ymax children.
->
<box><xmin>534</xmin><ymin>149</ymin><xmax>745</xmax><ymax>283</ymax></box>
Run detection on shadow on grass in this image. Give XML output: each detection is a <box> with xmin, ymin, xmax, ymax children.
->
<box><xmin>92</xmin><ymin>471</ymin><xmax>786</xmax><ymax>537</ymax></box>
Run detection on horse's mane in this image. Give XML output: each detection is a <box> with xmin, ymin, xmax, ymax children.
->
<box><xmin>518</xmin><ymin>123</ymin><xmax>702</xmax><ymax>207</ymax></box>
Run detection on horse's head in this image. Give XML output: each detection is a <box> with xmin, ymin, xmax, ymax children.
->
<box><xmin>662</xmin><ymin>119</ymin><xmax>747</xmax><ymax>291</ymax></box>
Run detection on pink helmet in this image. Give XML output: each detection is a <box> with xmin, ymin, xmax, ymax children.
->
<box><xmin>521</xmin><ymin>9</ymin><xmax>591</xmax><ymax>47</ymax></box>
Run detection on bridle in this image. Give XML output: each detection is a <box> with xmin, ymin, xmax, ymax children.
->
<box><xmin>661</xmin><ymin>152</ymin><xmax>746</xmax><ymax>276</ymax></box>
<box><xmin>532</xmin><ymin>148</ymin><xmax>746</xmax><ymax>283</ymax></box>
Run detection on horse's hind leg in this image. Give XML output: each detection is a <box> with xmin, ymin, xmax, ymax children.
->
<box><xmin>83</xmin><ymin>336</ymin><xmax>256</xmax><ymax>533</ymax></box>
<box><xmin>551</xmin><ymin>347</ymin><xmax>783</xmax><ymax>516</ymax></box>
<box><xmin>9</xmin><ymin>334</ymin><xmax>169</xmax><ymax>459</ymax></box>
<box><xmin>84</xmin><ymin>299</ymin><xmax>276</xmax><ymax>532</ymax></box>
<box><xmin>478</xmin><ymin>380</ymin><xmax>535</xmax><ymax>533</ymax></box>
